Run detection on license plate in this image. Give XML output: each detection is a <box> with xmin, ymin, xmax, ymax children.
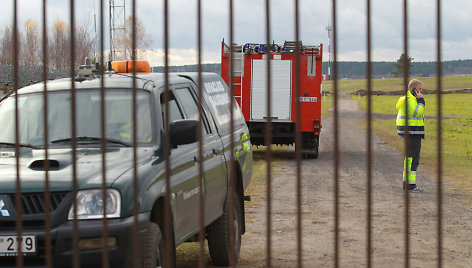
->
<box><xmin>0</xmin><ymin>235</ymin><xmax>36</xmax><ymax>256</ymax></box>
<box><xmin>299</xmin><ymin>96</ymin><xmax>318</xmax><ymax>102</ymax></box>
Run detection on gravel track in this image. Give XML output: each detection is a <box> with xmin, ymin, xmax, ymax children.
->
<box><xmin>238</xmin><ymin>98</ymin><xmax>472</xmax><ymax>268</ymax></box>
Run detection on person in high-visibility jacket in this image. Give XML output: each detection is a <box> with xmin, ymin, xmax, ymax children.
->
<box><xmin>396</xmin><ymin>79</ymin><xmax>425</xmax><ymax>192</ymax></box>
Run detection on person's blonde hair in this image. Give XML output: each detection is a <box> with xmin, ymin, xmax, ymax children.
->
<box><xmin>408</xmin><ymin>79</ymin><xmax>423</xmax><ymax>90</ymax></box>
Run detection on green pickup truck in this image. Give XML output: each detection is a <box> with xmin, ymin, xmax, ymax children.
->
<box><xmin>0</xmin><ymin>68</ymin><xmax>252</xmax><ymax>267</ymax></box>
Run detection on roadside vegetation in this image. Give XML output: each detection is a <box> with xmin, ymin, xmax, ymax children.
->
<box><xmin>339</xmin><ymin>76</ymin><xmax>472</xmax><ymax>195</ymax></box>
<box><xmin>321</xmin><ymin>95</ymin><xmax>334</xmax><ymax>115</ymax></box>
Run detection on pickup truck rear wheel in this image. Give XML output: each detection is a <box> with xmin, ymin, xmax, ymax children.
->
<box><xmin>142</xmin><ymin>222</ymin><xmax>176</xmax><ymax>268</ymax></box>
<box><xmin>207</xmin><ymin>191</ymin><xmax>242</xmax><ymax>266</ymax></box>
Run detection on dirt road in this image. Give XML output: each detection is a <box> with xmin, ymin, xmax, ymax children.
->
<box><xmin>238</xmin><ymin>98</ymin><xmax>472</xmax><ymax>267</ymax></box>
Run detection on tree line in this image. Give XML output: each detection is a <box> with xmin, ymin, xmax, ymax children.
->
<box><xmin>322</xmin><ymin>59</ymin><xmax>472</xmax><ymax>79</ymax></box>
<box><xmin>152</xmin><ymin>59</ymin><xmax>472</xmax><ymax>78</ymax></box>
<box><xmin>0</xmin><ymin>19</ymin><xmax>95</xmax><ymax>70</ymax></box>
<box><xmin>0</xmin><ymin>16</ymin><xmax>152</xmax><ymax>71</ymax></box>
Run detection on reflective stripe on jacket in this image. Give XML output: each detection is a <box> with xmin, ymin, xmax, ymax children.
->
<box><xmin>396</xmin><ymin>90</ymin><xmax>425</xmax><ymax>138</ymax></box>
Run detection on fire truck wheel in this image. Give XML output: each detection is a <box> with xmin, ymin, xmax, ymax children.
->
<box><xmin>303</xmin><ymin>146</ymin><xmax>319</xmax><ymax>159</ymax></box>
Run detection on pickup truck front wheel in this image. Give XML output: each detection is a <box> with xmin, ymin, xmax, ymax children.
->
<box><xmin>207</xmin><ymin>191</ymin><xmax>242</xmax><ymax>266</ymax></box>
<box><xmin>142</xmin><ymin>222</ymin><xmax>176</xmax><ymax>268</ymax></box>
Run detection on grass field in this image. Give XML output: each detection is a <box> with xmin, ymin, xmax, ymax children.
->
<box><xmin>322</xmin><ymin>76</ymin><xmax>472</xmax><ymax>93</ymax></box>
<box><xmin>346</xmin><ymin>76</ymin><xmax>472</xmax><ymax>194</ymax></box>
<box><xmin>244</xmin><ymin>77</ymin><xmax>472</xmax><ymax>195</ymax></box>
<box><xmin>361</xmin><ymin>116</ymin><xmax>472</xmax><ymax>194</ymax></box>
<box><xmin>358</xmin><ymin>94</ymin><xmax>472</xmax><ymax>116</ymax></box>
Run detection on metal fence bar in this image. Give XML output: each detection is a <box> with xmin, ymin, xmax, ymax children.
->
<box><xmin>264</xmin><ymin>0</ymin><xmax>273</xmax><ymax>267</ymax></box>
<box><xmin>401</xmin><ymin>0</ymin><xmax>411</xmax><ymax>266</ymax></box>
<box><xmin>293</xmin><ymin>0</ymin><xmax>303</xmax><ymax>267</ymax></box>
<box><xmin>365</xmin><ymin>0</ymin><xmax>373</xmax><ymax>267</ymax></box>
<box><xmin>99</xmin><ymin>0</ymin><xmax>110</xmax><ymax>266</ymax></box>
<box><xmin>196</xmin><ymin>0</ymin><xmax>206</xmax><ymax>267</ymax></box>
<box><xmin>195</xmin><ymin>1</ymin><xmax>208</xmax><ymax>268</ymax></box>
<box><xmin>13</xmin><ymin>0</ymin><xmax>23</xmax><ymax>266</ymax></box>
<box><xmin>229</xmin><ymin>0</ymin><xmax>238</xmax><ymax>266</ymax></box>
<box><xmin>130</xmin><ymin>1</ymin><xmax>140</xmax><ymax>268</ymax></box>
<box><xmin>41</xmin><ymin>1</ymin><xmax>53</xmax><ymax>267</ymax></box>
<box><xmin>163</xmin><ymin>0</ymin><xmax>174</xmax><ymax>266</ymax></box>
<box><xmin>228</xmin><ymin>0</ymin><xmax>236</xmax><ymax>265</ymax></box>
<box><xmin>331</xmin><ymin>0</ymin><xmax>340</xmax><ymax>267</ymax></box>
<box><xmin>68</xmin><ymin>1</ymin><xmax>80</xmax><ymax>267</ymax></box>
<box><xmin>435</xmin><ymin>0</ymin><xmax>443</xmax><ymax>266</ymax></box>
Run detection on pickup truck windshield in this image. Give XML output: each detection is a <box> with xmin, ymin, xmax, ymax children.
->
<box><xmin>0</xmin><ymin>89</ymin><xmax>154</xmax><ymax>147</ymax></box>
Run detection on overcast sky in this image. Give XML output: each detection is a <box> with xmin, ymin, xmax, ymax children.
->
<box><xmin>2</xmin><ymin>0</ymin><xmax>471</xmax><ymax>66</ymax></box>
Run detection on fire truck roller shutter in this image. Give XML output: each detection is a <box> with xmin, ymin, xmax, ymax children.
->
<box><xmin>250</xmin><ymin>59</ymin><xmax>292</xmax><ymax>121</ymax></box>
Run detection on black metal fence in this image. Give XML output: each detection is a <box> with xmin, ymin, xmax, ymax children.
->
<box><xmin>2</xmin><ymin>0</ymin><xmax>444</xmax><ymax>267</ymax></box>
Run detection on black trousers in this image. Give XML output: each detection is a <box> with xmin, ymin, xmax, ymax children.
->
<box><xmin>404</xmin><ymin>136</ymin><xmax>422</xmax><ymax>184</ymax></box>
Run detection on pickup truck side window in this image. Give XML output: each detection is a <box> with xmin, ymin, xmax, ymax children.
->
<box><xmin>174</xmin><ymin>87</ymin><xmax>211</xmax><ymax>134</ymax></box>
<box><xmin>160</xmin><ymin>92</ymin><xmax>184</xmax><ymax>124</ymax></box>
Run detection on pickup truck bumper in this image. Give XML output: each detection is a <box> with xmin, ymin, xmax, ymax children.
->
<box><xmin>0</xmin><ymin>212</ymin><xmax>151</xmax><ymax>268</ymax></box>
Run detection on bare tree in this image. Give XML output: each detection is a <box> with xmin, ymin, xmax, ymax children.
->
<box><xmin>49</xmin><ymin>20</ymin><xmax>70</xmax><ymax>70</ymax></box>
<box><xmin>114</xmin><ymin>16</ymin><xmax>152</xmax><ymax>60</ymax></box>
<box><xmin>1</xmin><ymin>17</ymin><xmax>95</xmax><ymax>70</ymax></box>
<box><xmin>48</xmin><ymin>20</ymin><xmax>95</xmax><ymax>70</ymax></box>
<box><xmin>75</xmin><ymin>24</ymin><xmax>95</xmax><ymax>66</ymax></box>
<box><xmin>22</xmin><ymin>19</ymin><xmax>41</xmax><ymax>66</ymax></box>
<box><xmin>0</xmin><ymin>26</ymin><xmax>17</xmax><ymax>65</ymax></box>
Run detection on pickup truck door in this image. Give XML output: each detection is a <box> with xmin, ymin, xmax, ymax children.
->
<box><xmin>161</xmin><ymin>87</ymin><xmax>200</xmax><ymax>239</ymax></box>
<box><xmin>200</xmin><ymin>128</ymin><xmax>226</xmax><ymax>223</ymax></box>
<box><xmin>169</xmin><ymin>144</ymin><xmax>200</xmax><ymax>239</ymax></box>
<box><xmin>173</xmin><ymin>85</ymin><xmax>227</xmax><ymax>226</ymax></box>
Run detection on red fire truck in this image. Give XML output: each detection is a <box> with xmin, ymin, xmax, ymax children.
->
<box><xmin>221</xmin><ymin>40</ymin><xmax>323</xmax><ymax>158</ymax></box>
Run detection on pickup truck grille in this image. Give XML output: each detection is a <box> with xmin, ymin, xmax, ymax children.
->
<box><xmin>8</xmin><ymin>192</ymin><xmax>67</xmax><ymax>215</ymax></box>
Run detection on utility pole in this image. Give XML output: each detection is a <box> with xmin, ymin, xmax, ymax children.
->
<box><xmin>326</xmin><ymin>24</ymin><xmax>333</xmax><ymax>80</ymax></box>
<box><xmin>109</xmin><ymin>0</ymin><xmax>126</xmax><ymax>61</ymax></box>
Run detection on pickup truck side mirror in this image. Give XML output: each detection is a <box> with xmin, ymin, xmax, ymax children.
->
<box><xmin>170</xmin><ymin>119</ymin><xmax>198</xmax><ymax>147</ymax></box>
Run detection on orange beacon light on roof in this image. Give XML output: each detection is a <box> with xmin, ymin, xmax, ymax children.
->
<box><xmin>111</xmin><ymin>60</ymin><xmax>151</xmax><ymax>73</ymax></box>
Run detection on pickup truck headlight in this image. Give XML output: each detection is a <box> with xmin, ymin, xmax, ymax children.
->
<box><xmin>68</xmin><ymin>189</ymin><xmax>121</xmax><ymax>220</ymax></box>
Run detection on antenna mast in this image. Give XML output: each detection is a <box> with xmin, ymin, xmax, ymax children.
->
<box><xmin>326</xmin><ymin>24</ymin><xmax>333</xmax><ymax>80</ymax></box>
<box><xmin>109</xmin><ymin>0</ymin><xmax>126</xmax><ymax>61</ymax></box>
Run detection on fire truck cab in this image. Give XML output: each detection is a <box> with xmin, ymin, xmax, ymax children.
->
<box><xmin>221</xmin><ymin>40</ymin><xmax>323</xmax><ymax>158</ymax></box>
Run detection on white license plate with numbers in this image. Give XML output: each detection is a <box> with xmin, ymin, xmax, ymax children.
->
<box><xmin>299</xmin><ymin>96</ymin><xmax>318</xmax><ymax>102</ymax></box>
<box><xmin>0</xmin><ymin>235</ymin><xmax>36</xmax><ymax>256</ymax></box>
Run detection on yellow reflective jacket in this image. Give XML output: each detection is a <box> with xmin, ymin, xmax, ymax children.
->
<box><xmin>396</xmin><ymin>90</ymin><xmax>425</xmax><ymax>138</ymax></box>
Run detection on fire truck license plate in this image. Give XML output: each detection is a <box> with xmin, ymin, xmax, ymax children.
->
<box><xmin>299</xmin><ymin>97</ymin><xmax>317</xmax><ymax>102</ymax></box>
<box><xmin>0</xmin><ymin>235</ymin><xmax>36</xmax><ymax>256</ymax></box>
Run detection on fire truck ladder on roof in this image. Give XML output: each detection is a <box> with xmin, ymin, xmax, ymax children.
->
<box><xmin>231</xmin><ymin>44</ymin><xmax>244</xmax><ymax>103</ymax></box>
<box><xmin>232</xmin><ymin>45</ymin><xmax>243</xmax><ymax>76</ymax></box>
<box><xmin>283</xmin><ymin>41</ymin><xmax>304</xmax><ymax>52</ymax></box>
